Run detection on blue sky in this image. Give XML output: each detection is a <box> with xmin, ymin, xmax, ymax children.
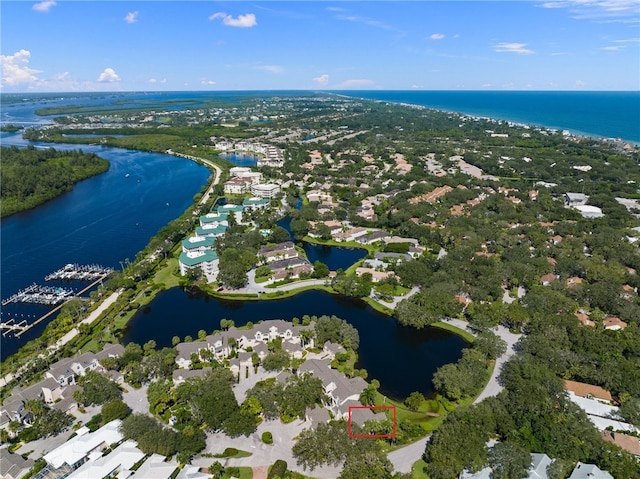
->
<box><xmin>1</xmin><ymin>1</ymin><xmax>639</xmax><ymax>92</ymax></box>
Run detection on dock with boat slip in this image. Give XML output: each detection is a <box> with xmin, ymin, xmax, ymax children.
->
<box><xmin>0</xmin><ymin>264</ymin><xmax>113</xmax><ymax>338</ymax></box>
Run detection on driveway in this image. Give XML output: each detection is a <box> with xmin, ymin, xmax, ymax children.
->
<box><xmin>192</xmin><ymin>419</ymin><xmax>341</xmax><ymax>479</ymax></box>
<box><xmin>122</xmin><ymin>383</ymin><xmax>150</xmax><ymax>415</ymax></box>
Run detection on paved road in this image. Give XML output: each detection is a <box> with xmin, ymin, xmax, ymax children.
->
<box><xmin>384</xmin><ymin>318</ymin><xmax>522</xmax><ymax>470</ymax></box>
<box><xmin>388</xmin><ymin>436</ymin><xmax>430</xmax><ymax>474</ymax></box>
<box><xmin>473</xmin><ymin>324</ymin><xmax>521</xmax><ymax>404</ymax></box>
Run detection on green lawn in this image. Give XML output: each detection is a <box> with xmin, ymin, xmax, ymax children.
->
<box><xmin>153</xmin><ymin>258</ymin><xmax>180</xmax><ymax>288</ymax></box>
<box><xmin>374</xmin><ymin>392</ymin><xmax>446</xmax><ymax>434</ymax></box>
<box><xmin>412</xmin><ymin>459</ymin><xmax>430</xmax><ymax>479</ymax></box>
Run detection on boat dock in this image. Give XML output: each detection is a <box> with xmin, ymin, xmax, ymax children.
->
<box><xmin>45</xmin><ymin>263</ymin><xmax>114</xmax><ymax>281</ymax></box>
<box><xmin>1</xmin><ymin>267</ymin><xmax>113</xmax><ymax>338</ymax></box>
<box><xmin>1</xmin><ymin>284</ymin><xmax>74</xmax><ymax>306</ymax></box>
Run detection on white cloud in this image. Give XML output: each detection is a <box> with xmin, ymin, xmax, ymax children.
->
<box><xmin>1</xmin><ymin>49</ymin><xmax>42</xmax><ymax>86</ymax></box>
<box><xmin>201</xmin><ymin>79</ymin><xmax>216</xmax><ymax>85</ymax></box>
<box><xmin>575</xmin><ymin>79</ymin><xmax>586</xmax><ymax>87</ymax></box>
<box><xmin>125</xmin><ymin>11</ymin><xmax>139</xmax><ymax>24</ymax></box>
<box><xmin>335</xmin><ymin>14</ymin><xmax>394</xmax><ymax>31</ymax></box>
<box><xmin>32</xmin><ymin>0</ymin><xmax>56</xmax><ymax>13</ymax></box>
<box><xmin>209</xmin><ymin>12</ymin><xmax>257</xmax><ymax>28</ymax></box>
<box><xmin>538</xmin><ymin>0</ymin><xmax>639</xmax><ymax>22</ymax></box>
<box><xmin>255</xmin><ymin>65</ymin><xmax>283</xmax><ymax>74</ymax></box>
<box><xmin>600</xmin><ymin>45</ymin><xmax>626</xmax><ymax>51</ymax></box>
<box><xmin>97</xmin><ymin>68</ymin><xmax>120</xmax><ymax>83</ymax></box>
<box><xmin>313</xmin><ymin>74</ymin><xmax>329</xmax><ymax>86</ymax></box>
<box><xmin>429</xmin><ymin>33</ymin><xmax>445</xmax><ymax>40</ymax></box>
<box><xmin>336</xmin><ymin>79</ymin><xmax>374</xmax><ymax>88</ymax></box>
<box><xmin>493</xmin><ymin>42</ymin><xmax>535</xmax><ymax>54</ymax></box>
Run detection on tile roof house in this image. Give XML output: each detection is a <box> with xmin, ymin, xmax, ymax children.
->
<box><xmin>600</xmin><ymin>430</ymin><xmax>640</xmax><ymax>456</ymax></box>
<box><xmin>603</xmin><ymin>315</ymin><xmax>628</xmax><ymax>331</ymax></box>
<box><xmin>564</xmin><ymin>380</ymin><xmax>613</xmax><ymax>402</ymax></box>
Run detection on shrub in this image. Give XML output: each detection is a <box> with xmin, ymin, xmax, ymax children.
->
<box><xmin>262</xmin><ymin>431</ymin><xmax>273</xmax><ymax>444</ymax></box>
<box><xmin>267</xmin><ymin>459</ymin><xmax>288</xmax><ymax>479</ymax></box>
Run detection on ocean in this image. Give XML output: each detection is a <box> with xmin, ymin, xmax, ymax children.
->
<box><xmin>332</xmin><ymin>90</ymin><xmax>640</xmax><ymax>143</ymax></box>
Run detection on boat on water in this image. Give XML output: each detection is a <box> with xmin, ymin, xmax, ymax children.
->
<box><xmin>125</xmin><ymin>173</ymin><xmax>130</xmax><ymax>178</ymax></box>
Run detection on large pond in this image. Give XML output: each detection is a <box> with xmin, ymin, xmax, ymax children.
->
<box><xmin>123</xmin><ymin>288</ymin><xmax>468</xmax><ymax>400</ymax></box>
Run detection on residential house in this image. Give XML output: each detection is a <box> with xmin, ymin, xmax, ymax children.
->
<box><xmin>297</xmin><ymin>359</ymin><xmax>373</xmax><ymax>423</ymax></box>
<box><xmin>42</xmin><ymin>420</ymin><xmax>124</xmax><ymax>476</ymax></box>
<box><xmin>540</xmin><ymin>274</ymin><xmax>559</xmax><ymax>286</ymax></box>
<box><xmin>132</xmin><ymin>454</ymin><xmax>179</xmax><ymax>479</ymax></box>
<box><xmin>568</xmin><ymin>463</ymin><xmax>613</xmax><ymax>479</ymax></box>
<box><xmin>603</xmin><ymin>315</ymin><xmax>627</xmax><ymax>331</ymax></box>
<box><xmin>565</xmin><ymin>193</ymin><xmax>588</xmax><ymax>207</ymax></box>
<box><xmin>46</xmin><ymin>352</ymin><xmax>102</xmax><ymax>387</ymax></box>
<box><xmin>66</xmin><ymin>440</ymin><xmax>145</xmax><ymax>479</ymax></box>
<box><xmin>0</xmin><ymin>449</ymin><xmax>34</xmax><ymax>479</ymax></box>
<box><xmin>258</xmin><ymin>242</ymin><xmax>297</xmax><ymax>263</ymax></box>
<box><xmin>600</xmin><ymin>431</ymin><xmax>640</xmax><ymax>457</ymax></box>
<box><xmin>355</xmin><ymin>267</ymin><xmax>394</xmax><ymax>283</ymax></box>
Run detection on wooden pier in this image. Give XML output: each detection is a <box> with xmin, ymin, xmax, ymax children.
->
<box><xmin>0</xmin><ymin>273</ymin><xmax>111</xmax><ymax>338</ymax></box>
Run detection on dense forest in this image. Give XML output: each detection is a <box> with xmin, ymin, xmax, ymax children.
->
<box><xmin>0</xmin><ymin>145</ymin><xmax>109</xmax><ymax>217</ymax></box>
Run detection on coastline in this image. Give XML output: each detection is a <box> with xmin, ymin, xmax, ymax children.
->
<box><xmin>330</xmin><ymin>90</ymin><xmax>640</xmax><ymax>145</ymax></box>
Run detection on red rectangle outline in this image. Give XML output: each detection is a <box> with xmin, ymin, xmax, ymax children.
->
<box><xmin>347</xmin><ymin>405</ymin><xmax>396</xmax><ymax>438</ymax></box>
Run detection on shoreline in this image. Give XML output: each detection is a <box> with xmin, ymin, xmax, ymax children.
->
<box><xmin>330</xmin><ymin>90</ymin><xmax>640</xmax><ymax>145</ymax></box>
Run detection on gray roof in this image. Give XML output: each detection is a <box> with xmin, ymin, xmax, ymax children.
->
<box><xmin>529</xmin><ymin>453</ymin><xmax>552</xmax><ymax>479</ymax></box>
<box><xmin>258</xmin><ymin>242</ymin><xmax>295</xmax><ymax>255</ymax></box>
<box><xmin>568</xmin><ymin>463</ymin><xmax>613</xmax><ymax>479</ymax></box>
<box><xmin>0</xmin><ymin>448</ymin><xmax>34</xmax><ymax>479</ymax></box>
<box><xmin>306</xmin><ymin>406</ymin><xmax>330</xmax><ymax>426</ymax></box>
<box><xmin>95</xmin><ymin>343</ymin><xmax>125</xmax><ymax>361</ymax></box>
<box><xmin>268</xmin><ymin>256</ymin><xmax>310</xmax><ymax>271</ymax></box>
<box><xmin>298</xmin><ymin>359</ymin><xmax>368</xmax><ymax>410</ymax></box>
<box><xmin>176</xmin><ymin>341</ymin><xmax>208</xmax><ymax>360</ymax></box>
<box><xmin>172</xmin><ymin>368</ymin><xmax>212</xmax><ymax>382</ymax></box>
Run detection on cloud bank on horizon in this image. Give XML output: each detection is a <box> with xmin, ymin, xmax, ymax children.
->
<box><xmin>1</xmin><ymin>0</ymin><xmax>638</xmax><ymax>92</ymax></box>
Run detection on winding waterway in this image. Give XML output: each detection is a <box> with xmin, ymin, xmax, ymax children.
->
<box><xmin>124</xmin><ymin>288</ymin><xmax>467</xmax><ymax>400</ymax></box>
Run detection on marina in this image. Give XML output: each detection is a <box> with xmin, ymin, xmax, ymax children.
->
<box><xmin>0</xmin><ymin>267</ymin><xmax>113</xmax><ymax>338</ymax></box>
<box><xmin>45</xmin><ymin>263</ymin><xmax>114</xmax><ymax>282</ymax></box>
<box><xmin>1</xmin><ymin>284</ymin><xmax>74</xmax><ymax>306</ymax></box>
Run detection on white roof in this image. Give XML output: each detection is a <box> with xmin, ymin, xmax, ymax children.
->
<box><xmin>44</xmin><ymin>419</ymin><xmax>123</xmax><ymax>469</ymax></box>
<box><xmin>132</xmin><ymin>453</ymin><xmax>178</xmax><ymax>479</ymax></box>
<box><xmin>176</xmin><ymin>465</ymin><xmax>212</xmax><ymax>479</ymax></box>
<box><xmin>67</xmin><ymin>440</ymin><xmax>144</xmax><ymax>479</ymax></box>
<box><xmin>573</xmin><ymin>205</ymin><xmax>604</xmax><ymax>217</ymax></box>
<box><xmin>568</xmin><ymin>392</ymin><xmax>619</xmax><ymax>419</ymax></box>
<box><xmin>587</xmin><ymin>415</ymin><xmax>639</xmax><ymax>433</ymax></box>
